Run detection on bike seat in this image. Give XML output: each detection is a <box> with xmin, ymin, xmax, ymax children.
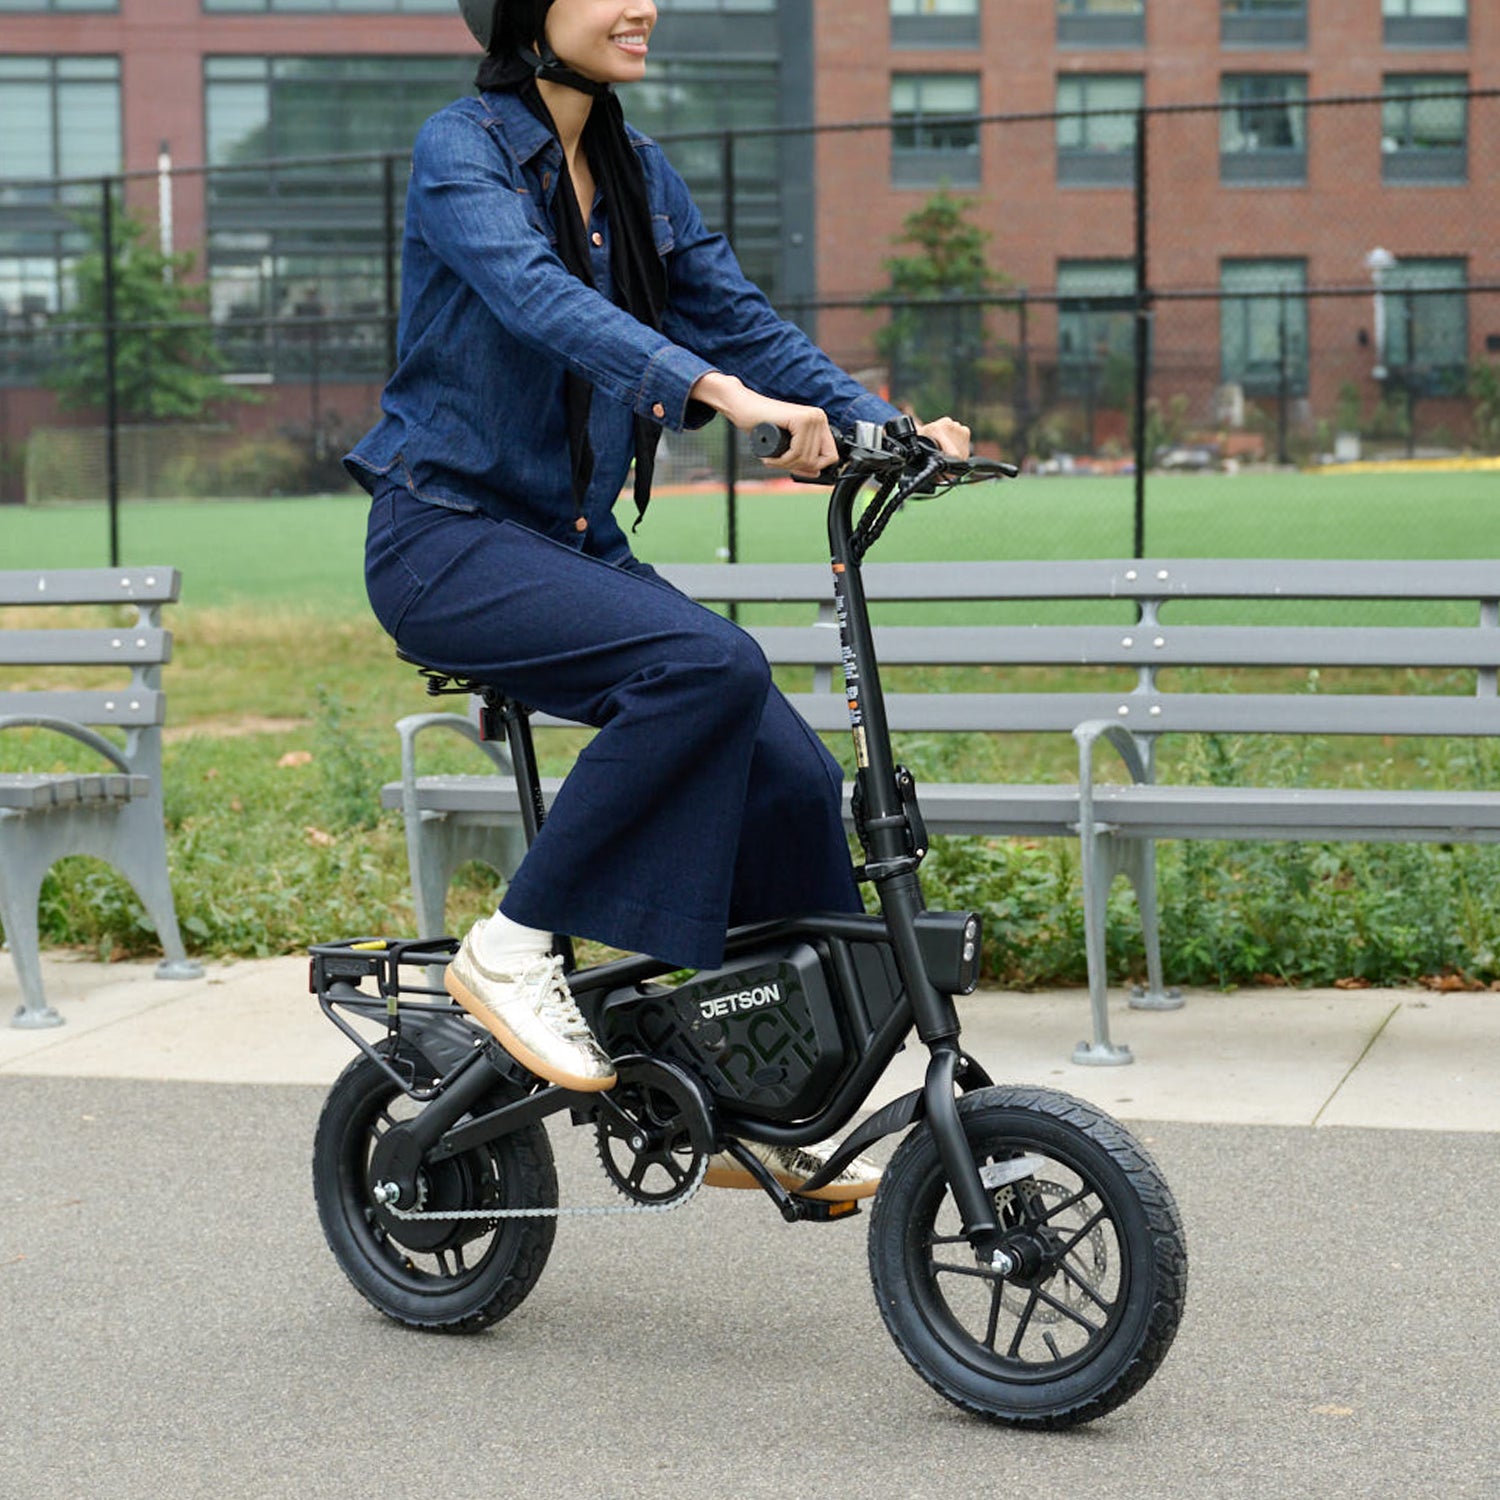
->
<box><xmin>395</xmin><ymin>647</ymin><xmax>516</xmax><ymax>708</ymax></box>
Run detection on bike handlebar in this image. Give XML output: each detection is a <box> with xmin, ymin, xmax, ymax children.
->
<box><xmin>749</xmin><ymin>418</ymin><xmax>1018</xmax><ymax>484</ymax></box>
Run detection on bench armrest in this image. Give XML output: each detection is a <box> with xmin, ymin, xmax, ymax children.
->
<box><xmin>394</xmin><ymin>711</ymin><xmax>515</xmax><ymax>812</ymax></box>
<box><xmin>0</xmin><ymin>714</ymin><xmax>132</xmax><ymax>774</ymax></box>
<box><xmin>1072</xmin><ymin>718</ymin><xmax>1153</xmax><ymax>839</ymax></box>
<box><xmin>1072</xmin><ymin>718</ymin><xmax>1151</xmax><ymax>789</ymax></box>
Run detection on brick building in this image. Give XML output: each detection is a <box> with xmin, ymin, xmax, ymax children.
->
<box><xmin>811</xmin><ymin>0</ymin><xmax>1498</xmax><ymax>444</ymax></box>
<box><xmin>1</xmin><ymin>0</ymin><xmax>1496</xmax><ymax>454</ymax></box>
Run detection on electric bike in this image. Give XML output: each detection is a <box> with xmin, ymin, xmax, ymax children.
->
<box><xmin>309</xmin><ymin>416</ymin><xmax>1187</xmax><ymax>1428</ymax></box>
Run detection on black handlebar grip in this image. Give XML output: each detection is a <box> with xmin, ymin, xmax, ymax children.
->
<box><xmin>750</xmin><ymin>422</ymin><xmax>792</xmax><ymax>459</ymax></box>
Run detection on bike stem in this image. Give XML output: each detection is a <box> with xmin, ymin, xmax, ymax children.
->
<box><xmin>827</xmin><ymin>463</ymin><xmax>1002</xmax><ymax>1253</ymax></box>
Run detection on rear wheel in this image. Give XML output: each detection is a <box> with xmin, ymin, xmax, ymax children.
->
<box><xmin>313</xmin><ymin>1052</ymin><xmax>557</xmax><ymax>1333</ymax></box>
<box><xmin>868</xmin><ymin>1086</ymin><xmax>1186</xmax><ymax>1427</ymax></box>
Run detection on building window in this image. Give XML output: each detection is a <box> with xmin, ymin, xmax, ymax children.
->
<box><xmin>891</xmin><ymin>0</ymin><xmax>980</xmax><ymax>49</ymax></box>
<box><xmin>890</xmin><ymin>73</ymin><xmax>981</xmax><ymax>189</ymax></box>
<box><xmin>1382</xmin><ymin>74</ymin><xmax>1467</xmax><ymax>184</ymax></box>
<box><xmin>0</xmin><ymin>0</ymin><xmax>117</xmax><ymax>9</ymax></box>
<box><xmin>1056</xmin><ymin>260</ymin><xmax>1135</xmax><ymax>403</ymax></box>
<box><xmin>1056</xmin><ymin>74</ymin><xmax>1141</xmax><ymax>187</ymax></box>
<box><xmin>625</xmin><ymin>58</ymin><xmax>782</xmax><ymax>294</ymax></box>
<box><xmin>0</xmin><ymin>55</ymin><xmax>120</xmax><ymax>370</ymax></box>
<box><xmin>1220</xmin><ymin>259</ymin><xmax>1307</xmax><ymax>396</ymax></box>
<box><xmin>1221</xmin><ymin>0</ymin><xmax>1307</xmax><ymax>49</ymax></box>
<box><xmin>1220</xmin><ymin>74</ymin><xmax>1307</xmax><ymax>185</ymax></box>
<box><xmin>1382</xmin><ymin>0</ymin><xmax>1467</xmax><ymax>49</ymax></box>
<box><xmin>204</xmin><ymin>55</ymin><xmax>473</xmax><ymax>377</ymax></box>
<box><xmin>1381</xmin><ymin>258</ymin><xmax>1468</xmax><ymax>394</ymax></box>
<box><xmin>203</xmin><ymin>0</ymin><xmax>452</xmax><ymax>11</ymax></box>
<box><xmin>1058</xmin><ymin>0</ymin><xmax>1145</xmax><ymax>50</ymax></box>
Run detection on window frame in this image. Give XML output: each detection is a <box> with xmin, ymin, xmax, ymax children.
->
<box><xmin>1381</xmin><ymin>73</ymin><xmax>1468</xmax><ymax>185</ymax></box>
<box><xmin>1219</xmin><ymin>72</ymin><xmax>1308</xmax><ymax>186</ymax></box>
<box><xmin>1055</xmin><ymin>73</ymin><xmax>1143</xmax><ymax>187</ymax></box>
<box><xmin>1219</xmin><ymin>258</ymin><xmax>1309</xmax><ymax>398</ymax></box>
<box><xmin>890</xmin><ymin>72</ymin><xmax>982</xmax><ymax>189</ymax></box>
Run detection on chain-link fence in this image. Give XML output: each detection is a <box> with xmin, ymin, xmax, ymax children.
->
<box><xmin>2</xmin><ymin>86</ymin><xmax>1496</xmax><ymax>561</ymax></box>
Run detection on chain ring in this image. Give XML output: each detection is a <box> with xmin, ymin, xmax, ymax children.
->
<box><xmin>375</xmin><ymin>1057</ymin><xmax>715</xmax><ymax>1223</ymax></box>
<box><xmin>595</xmin><ymin>1059</ymin><xmax>716</xmax><ymax>1209</ymax></box>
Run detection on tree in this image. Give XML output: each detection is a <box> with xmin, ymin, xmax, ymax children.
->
<box><xmin>47</xmin><ymin>203</ymin><xmax>244</xmax><ymax>423</ymax></box>
<box><xmin>874</xmin><ymin>189</ymin><xmax>1010</xmax><ymax>427</ymax></box>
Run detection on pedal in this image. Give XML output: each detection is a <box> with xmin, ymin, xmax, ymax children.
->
<box><xmin>787</xmin><ymin>1196</ymin><xmax>862</xmax><ymax>1224</ymax></box>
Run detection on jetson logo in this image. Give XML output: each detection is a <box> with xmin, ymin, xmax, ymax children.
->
<box><xmin>697</xmin><ymin>982</ymin><xmax>784</xmax><ymax>1020</ymax></box>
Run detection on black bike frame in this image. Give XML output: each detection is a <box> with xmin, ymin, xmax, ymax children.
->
<box><xmin>362</xmin><ymin>438</ymin><xmax>1006</xmax><ymax>1253</ymax></box>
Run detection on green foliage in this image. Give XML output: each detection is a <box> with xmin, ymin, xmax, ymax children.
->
<box><xmin>46</xmin><ymin>202</ymin><xmax>247</xmax><ymax>423</ymax></box>
<box><xmin>874</xmin><ymin>189</ymin><xmax>1009</xmax><ymax>427</ymax></box>
<box><xmin>1469</xmin><ymin>360</ymin><xmax>1500</xmax><ymax>453</ymax></box>
<box><xmin>1143</xmin><ymin>394</ymin><xmax>1191</xmax><ymax>465</ymax></box>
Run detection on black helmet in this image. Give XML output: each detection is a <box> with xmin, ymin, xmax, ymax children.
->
<box><xmin>458</xmin><ymin>0</ymin><xmax>497</xmax><ymax>48</ymax></box>
<box><xmin>459</xmin><ymin>0</ymin><xmax>554</xmax><ymax>51</ymax></box>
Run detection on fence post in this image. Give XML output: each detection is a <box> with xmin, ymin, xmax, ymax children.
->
<box><xmin>1014</xmin><ymin>289</ymin><xmax>1032</xmax><ymax>461</ymax></box>
<box><xmin>1276</xmin><ymin>286</ymin><xmax>1290</xmax><ymax>465</ymax></box>
<box><xmin>101</xmin><ymin>177</ymin><xmax>121</xmax><ymax>569</ymax></box>
<box><xmin>1131</xmin><ymin>105</ymin><xmax>1149</xmax><ymax>559</ymax></box>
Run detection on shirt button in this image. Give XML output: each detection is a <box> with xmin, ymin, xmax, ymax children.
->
<box><xmin>591</xmin><ymin>231</ymin><xmax>604</xmax><ymax>247</ymax></box>
<box><xmin>652</xmin><ymin>402</ymin><xmax>666</xmax><ymax>419</ymax></box>
<box><xmin>574</xmin><ymin>516</ymin><xmax>589</xmax><ymax>533</ymax></box>
<box><xmin>542</xmin><ymin>171</ymin><xmax>551</xmax><ymax>190</ymax></box>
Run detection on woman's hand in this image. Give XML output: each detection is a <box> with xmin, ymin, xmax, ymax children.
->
<box><xmin>914</xmin><ymin>416</ymin><xmax>972</xmax><ymax>460</ymax></box>
<box><xmin>689</xmin><ymin>372</ymin><xmax>839</xmax><ymax>478</ymax></box>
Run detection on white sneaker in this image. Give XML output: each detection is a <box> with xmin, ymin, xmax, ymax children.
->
<box><xmin>704</xmin><ymin>1138</ymin><xmax>880</xmax><ymax>1202</ymax></box>
<box><xmin>445</xmin><ymin>924</ymin><xmax>616</xmax><ymax>1092</ymax></box>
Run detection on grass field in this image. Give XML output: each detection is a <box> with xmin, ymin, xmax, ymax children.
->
<box><xmin>5</xmin><ymin>466</ymin><xmax>1500</xmax><ymax>984</ymax></box>
<box><xmin>4</xmin><ymin>466</ymin><xmax>1500</xmax><ymax>615</ymax></box>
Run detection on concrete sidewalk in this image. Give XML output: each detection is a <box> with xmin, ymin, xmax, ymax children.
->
<box><xmin>4</xmin><ymin>948</ymin><xmax>1496</xmax><ymax>1130</ymax></box>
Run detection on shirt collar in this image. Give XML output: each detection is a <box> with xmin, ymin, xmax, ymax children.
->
<box><xmin>480</xmin><ymin>88</ymin><xmax>562</xmax><ymax>169</ymax></box>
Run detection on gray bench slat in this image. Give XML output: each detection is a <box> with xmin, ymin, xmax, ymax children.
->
<box><xmin>0</xmin><ymin>772</ymin><xmax>151</xmax><ymax>810</ymax></box>
<box><xmin>0</xmin><ymin>689</ymin><xmax>166</xmax><ymax>728</ymax></box>
<box><xmin>0</xmin><ymin>628</ymin><xmax>172</xmax><ymax>668</ymax></box>
<box><xmin>746</xmin><ymin>623</ymin><xmax>1500</xmax><ymax>670</ymax></box>
<box><xmin>782</xmin><ymin>692</ymin><xmax>1500</xmax><ymax>737</ymax></box>
<box><xmin>661</xmin><ymin>558</ymin><xmax>1500</xmax><ymax>605</ymax></box>
<box><xmin>379</xmin><ymin>774</ymin><xmax>1082</xmax><ymax>838</ymax></box>
<box><xmin>1091</xmin><ymin>784</ymin><xmax>1500</xmax><ymax>841</ymax></box>
<box><xmin>379</xmin><ymin>773</ymin><xmax>1500</xmax><ymax>846</ymax></box>
<box><xmin>0</xmin><ymin>568</ymin><xmax>181</xmax><ymax>607</ymax></box>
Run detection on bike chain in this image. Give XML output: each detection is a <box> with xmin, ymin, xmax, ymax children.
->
<box><xmin>376</xmin><ymin>1151</ymin><xmax>708</xmax><ymax>1223</ymax></box>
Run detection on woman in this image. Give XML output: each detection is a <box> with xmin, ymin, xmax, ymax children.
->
<box><xmin>348</xmin><ymin>0</ymin><xmax>969</xmax><ymax>1197</ymax></box>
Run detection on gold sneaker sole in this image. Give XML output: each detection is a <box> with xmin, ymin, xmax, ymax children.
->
<box><xmin>703</xmin><ymin>1158</ymin><xmax>879</xmax><ymax>1203</ymax></box>
<box><xmin>444</xmin><ymin>969</ymin><xmax>617</xmax><ymax>1093</ymax></box>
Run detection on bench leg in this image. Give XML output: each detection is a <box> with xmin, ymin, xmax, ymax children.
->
<box><xmin>1121</xmin><ymin>839</ymin><xmax>1184</xmax><ymax>1012</ymax></box>
<box><xmin>113</xmin><ymin>808</ymin><xmax>203</xmax><ymax>984</ymax></box>
<box><xmin>0</xmin><ymin>859</ymin><xmax>63</xmax><ymax>1029</ymax></box>
<box><xmin>1073</xmin><ymin>829</ymin><xmax>1133</xmax><ymax>1066</ymax></box>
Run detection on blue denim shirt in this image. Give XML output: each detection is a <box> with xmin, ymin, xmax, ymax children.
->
<box><xmin>345</xmin><ymin>91</ymin><xmax>898</xmax><ymax>562</ymax></box>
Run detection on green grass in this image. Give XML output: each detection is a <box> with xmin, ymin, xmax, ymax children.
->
<box><xmin>7</xmin><ymin>468</ymin><xmax>1500</xmax><ymax>985</ymax></box>
<box><xmin>5</xmin><ymin>466</ymin><xmax>1500</xmax><ymax>613</ymax></box>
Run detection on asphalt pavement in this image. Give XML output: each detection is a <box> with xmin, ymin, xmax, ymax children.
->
<box><xmin>1</xmin><ymin>953</ymin><xmax>1497</xmax><ymax>1500</ymax></box>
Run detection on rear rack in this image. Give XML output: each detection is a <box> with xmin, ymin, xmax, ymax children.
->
<box><xmin>309</xmin><ymin>936</ymin><xmax>488</xmax><ymax>1101</ymax></box>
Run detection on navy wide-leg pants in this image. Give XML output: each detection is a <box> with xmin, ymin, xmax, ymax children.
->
<box><xmin>365</xmin><ymin>482</ymin><xmax>861</xmax><ymax>969</ymax></box>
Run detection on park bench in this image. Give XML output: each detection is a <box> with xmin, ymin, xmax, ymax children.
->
<box><xmin>381</xmin><ymin>557</ymin><xmax>1500</xmax><ymax>1064</ymax></box>
<box><xmin>0</xmin><ymin>566</ymin><xmax>201</xmax><ymax>1027</ymax></box>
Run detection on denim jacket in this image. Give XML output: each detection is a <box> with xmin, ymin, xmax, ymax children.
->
<box><xmin>346</xmin><ymin>90</ymin><xmax>899</xmax><ymax>562</ymax></box>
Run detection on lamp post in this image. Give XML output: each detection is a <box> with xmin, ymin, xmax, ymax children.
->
<box><xmin>1365</xmin><ymin>246</ymin><xmax>1396</xmax><ymax>381</ymax></box>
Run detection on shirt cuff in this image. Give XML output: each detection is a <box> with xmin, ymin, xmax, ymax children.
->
<box><xmin>840</xmin><ymin>391</ymin><xmax>904</xmax><ymax>429</ymax></box>
<box><xmin>636</xmin><ymin>344</ymin><xmax>717</xmax><ymax>431</ymax></box>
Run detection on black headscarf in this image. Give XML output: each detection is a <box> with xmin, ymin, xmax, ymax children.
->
<box><xmin>477</xmin><ymin>2</ymin><xmax>668</xmax><ymax>528</ymax></box>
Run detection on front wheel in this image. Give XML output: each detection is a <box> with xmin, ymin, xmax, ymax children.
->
<box><xmin>868</xmin><ymin>1086</ymin><xmax>1187</xmax><ymax>1427</ymax></box>
<box><xmin>313</xmin><ymin>1052</ymin><xmax>558</xmax><ymax>1333</ymax></box>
